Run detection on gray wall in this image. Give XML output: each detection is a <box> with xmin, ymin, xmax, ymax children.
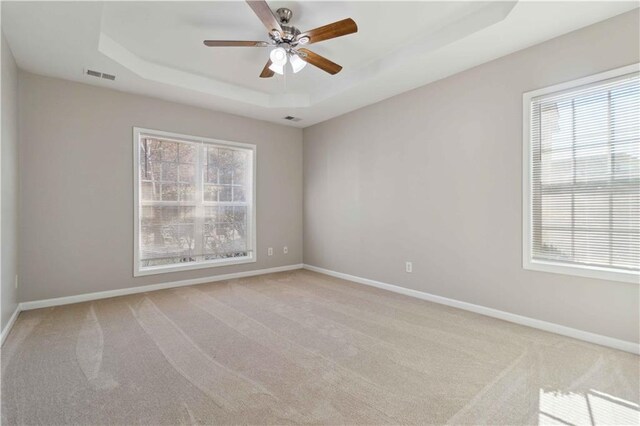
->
<box><xmin>18</xmin><ymin>72</ymin><xmax>303</xmax><ymax>302</ymax></box>
<box><xmin>303</xmin><ymin>10</ymin><xmax>640</xmax><ymax>344</ymax></box>
<box><xmin>1</xmin><ymin>33</ymin><xmax>19</xmax><ymax>330</ymax></box>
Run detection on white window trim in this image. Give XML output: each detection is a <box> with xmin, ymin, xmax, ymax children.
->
<box><xmin>133</xmin><ymin>127</ymin><xmax>257</xmax><ymax>277</ymax></box>
<box><xmin>522</xmin><ymin>63</ymin><xmax>640</xmax><ymax>285</ymax></box>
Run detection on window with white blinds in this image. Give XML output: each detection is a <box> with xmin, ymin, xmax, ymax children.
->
<box><xmin>133</xmin><ymin>128</ymin><xmax>256</xmax><ymax>276</ymax></box>
<box><xmin>524</xmin><ymin>65</ymin><xmax>639</xmax><ymax>283</ymax></box>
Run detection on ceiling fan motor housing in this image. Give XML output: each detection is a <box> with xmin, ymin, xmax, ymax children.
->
<box><xmin>281</xmin><ymin>26</ymin><xmax>300</xmax><ymax>42</ymax></box>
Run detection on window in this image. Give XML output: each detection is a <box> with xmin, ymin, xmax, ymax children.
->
<box><xmin>523</xmin><ymin>65</ymin><xmax>639</xmax><ymax>283</ymax></box>
<box><xmin>134</xmin><ymin>128</ymin><xmax>256</xmax><ymax>276</ymax></box>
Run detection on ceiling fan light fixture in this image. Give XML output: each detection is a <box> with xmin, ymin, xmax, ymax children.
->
<box><xmin>289</xmin><ymin>53</ymin><xmax>307</xmax><ymax>73</ymax></box>
<box><xmin>268</xmin><ymin>62</ymin><xmax>285</xmax><ymax>75</ymax></box>
<box><xmin>202</xmin><ymin>1</ymin><xmax>357</xmax><ymax>78</ymax></box>
<box><xmin>269</xmin><ymin>47</ymin><xmax>288</xmax><ymax>65</ymax></box>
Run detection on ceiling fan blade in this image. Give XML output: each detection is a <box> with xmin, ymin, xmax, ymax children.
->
<box><xmin>204</xmin><ymin>40</ymin><xmax>270</xmax><ymax>47</ymax></box>
<box><xmin>260</xmin><ymin>59</ymin><xmax>275</xmax><ymax>78</ymax></box>
<box><xmin>246</xmin><ymin>0</ymin><xmax>282</xmax><ymax>34</ymax></box>
<box><xmin>297</xmin><ymin>48</ymin><xmax>342</xmax><ymax>75</ymax></box>
<box><xmin>298</xmin><ymin>18</ymin><xmax>357</xmax><ymax>45</ymax></box>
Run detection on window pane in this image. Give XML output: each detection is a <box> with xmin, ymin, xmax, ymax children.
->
<box><xmin>612</xmin><ymin>192</ymin><xmax>639</xmax><ymax>231</ymax></box>
<box><xmin>162</xmin><ymin>162</ymin><xmax>178</xmax><ymax>181</ymax></box>
<box><xmin>574</xmin><ymin>193</ymin><xmax>609</xmax><ymax>229</ymax></box>
<box><xmin>179</xmin><ymin>144</ymin><xmax>197</xmax><ymax>164</ymax></box>
<box><xmin>148</xmin><ymin>140</ymin><xmax>162</xmax><ymax>161</ymax></box>
<box><xmin>540</xmin><ymin>193</ymin><xmax>571</xmax><ymax>228</ymax></box>
<box><xmin>204</xmin><ymin>184</ymin><xmax>220</xmax><ymax>202</ymax></box>
<box><xmin>150</xmin><ymin>162</ymin><xmax>162</xmax><ymax>182</ymax></box>
<box><xmin>219</xmin><ymin>186</ymin><xmax>232</xmax><ymax>202</ymax></box>
<box><xmin>178</xmin><ymin>184</ymin><xmax>196</xmax><ymax>202</ymax></box>
<box><xmin>203</xmin><ymin>206</ymin><xmax>248</xmax><ymax>259</ymax></box>
<box><xmin>233</xmin><ymin>186</ymin><xmax>245</xmax><ymax>202</ymax></box>
<box><xmin>179</xmin><ymin>164</ymin><xmax>195</xmax><ymax>182</ymax></box>
<box><xmin>140</xmin><ymin>206</ymin><xmax>196</xmax><ymax>266</ymax></box>
<box><xmin>160</xmin><ymin>141</ymin><xmax>177</xmax><ymax>162</ymax></box>
<box><xmin>234</xmin><ymin>151</ymin><xmax>247</xmax><ymax>186</ymax></box>
<box><xmin>161</xmin><ymin>184</ymin><xmax>178</xmax><ymax>201</ymax></box>
<box><xmin>573</xmin><ymin>230</ymin><xmax>611</xmax><ymax>267</ymax></box>
<box><xmin>140</xmin><ymin>181</ymin><xmax>160</xmax><ymax>201</ymax></box>
<box><xmin>206</xmin><ymin>165</ymin><xmax>219</xmax><ymax>183</ymax></box>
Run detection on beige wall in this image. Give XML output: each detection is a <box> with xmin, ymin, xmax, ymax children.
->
<box><xmin>11</xmin><ymin>9</ymin><xmax>640</xmax><ymax>344</ymax></box>
<box><xmin>18</xmin><ymin>72</ymin><xmax>303</xmax><ymax>302</ymax></box>
<box><xmin>303</xmin><ymin>10</ymin><xmax>640</xmax><ymax>343</ymax></box>
<box><xmin>1</xmin><ymin>33</ymin><xmax>19</xmax><ymax>330</ymax></box>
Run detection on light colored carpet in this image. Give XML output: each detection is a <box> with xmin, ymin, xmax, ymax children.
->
<box><xmin>1</xmin><ymin>270</ymin><xmax>638</xmax><ymax>425</ymax></box>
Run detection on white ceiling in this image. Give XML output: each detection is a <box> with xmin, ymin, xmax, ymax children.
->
<box><xmin>2</xmin><ymin>1</ymin><xmax>638</xmax><ymax>128</ymax></box>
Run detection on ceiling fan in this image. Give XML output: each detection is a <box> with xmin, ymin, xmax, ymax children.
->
<box><xmin>203</xmin><ymin>0</ymin><xmax>358</xmax><ymax>78</ymax></box>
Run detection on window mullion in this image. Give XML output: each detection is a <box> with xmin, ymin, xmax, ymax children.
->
<box><xmin>607</xmin><ymin>90</ymin><xmax>614</xmax><ymax>266</ymax></box>
<box><xmin>532</xmin><ymin>102</ymin><xmax>542</xmax><ymax>257</ymax></box>
<box><xmin>193</xmin><ymin>143</ymin><xmax>205</xmax><ymax>261</ymax></box>
<box><xmin>571</xmin><ymin>99</ymin><xmax>576</xmax><ymax>259</ymax></box>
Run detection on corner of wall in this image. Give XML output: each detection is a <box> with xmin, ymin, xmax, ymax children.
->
<box><xmin>1</xmin><ymin>31</ymin><xmax>20</xmax><ymax>333</ymax></box>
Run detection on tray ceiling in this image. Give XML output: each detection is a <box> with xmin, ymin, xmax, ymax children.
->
<box><xmin>2</xmin><ymin>1</ymin><xmax>637</xmax><ymax>127</ymax></box>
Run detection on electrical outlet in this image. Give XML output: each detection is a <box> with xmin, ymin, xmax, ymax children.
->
<box><xmin>268</xmin><ymin>247</ymin><xmax>273</xmax><ymax>256</ymax></box>
<box><xmin>283</xmin><ymin>246</ymin><xmax>288</xmax><ymax>254</ymax></box>
<box><xmin>405</xmin><ymin>262</ymin><xmax>412</xmax><ymax>273</ymax></box>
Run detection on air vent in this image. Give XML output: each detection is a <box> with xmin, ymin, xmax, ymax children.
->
<box><xmin>85</xmin><ymin>69</ymin><xmax>116</xmax><ymax>81</ymax></box>
<box><xmin>283</xmin><ymin>116</ymin><xmax>301</xmax><ymax>122</ymax></box>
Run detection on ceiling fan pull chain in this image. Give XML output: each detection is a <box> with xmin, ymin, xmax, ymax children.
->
<box><xmin>283</xmin><ymin>64</ymin><xmax>287</xmax><ymax>91</ymax></box>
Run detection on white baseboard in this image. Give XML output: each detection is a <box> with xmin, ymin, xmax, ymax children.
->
<box><xmin>20</xmin><ymin>264</ymin><xmax>304</xmax><ymax>311</ymax></box>
<box><xmin>303</xmin><ymin>264</ymin><xmax>639</xmax><ymax>355</ymax></box>
<box><xmin>1</xmin><ymin>305</ymin><xmax>22</xmax><ymax>347</ymax></box>
<box><xmin>13</xmin><ymin>262</ymin><xmax>639</xmax><ymax>355</ymax></box>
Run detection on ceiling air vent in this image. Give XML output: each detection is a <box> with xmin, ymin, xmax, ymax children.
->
<box><xmin>85</xmin><ymin>69</ymin><xmax>116</xmax><ymax>81</ymax></box>
<box><xmin>283</xmin><ymin>116</ymin><xmax>301</xmax><ymax>122</ymax></box>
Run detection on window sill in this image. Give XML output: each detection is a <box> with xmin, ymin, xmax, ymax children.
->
<box><xmin>134</xmin><ymin>255</ymin><xmax>256</xmax><ymax>277</ymax></box>
<box><xmin>524</xmin><ymin>259</ymin><xmax>639</xmax><ymax>284</ymax></box>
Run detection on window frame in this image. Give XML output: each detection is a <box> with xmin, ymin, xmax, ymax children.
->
<box><xmin>522</xmin><ymin>63</ymin><xmax>640</xmax><ymax>284</ymax></box>
<box><xmin>133</xmin><ymin>127</ymin><xmax>257</xmax><ymax>277</ymax></box>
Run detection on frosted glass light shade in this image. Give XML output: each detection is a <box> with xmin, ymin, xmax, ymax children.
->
<box><xmin>268</xmin><ymin>62</ymin><xmax>284</xmax><ymax>75</ymax></box>
<box><xmin>269</xmin><ymin>47</ymin><xmax>287</xmax><ymax>65</ymax></box>
<box><xmin>290</xmin><ymin>54</ymin><xmax>307</xmax><ymax>73</ymax></box>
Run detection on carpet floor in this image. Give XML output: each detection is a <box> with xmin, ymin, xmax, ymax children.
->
<box><xmin>1</xmin><ymin>270</ymin><xmax>638</xmax><ymax>425</ymax></box>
